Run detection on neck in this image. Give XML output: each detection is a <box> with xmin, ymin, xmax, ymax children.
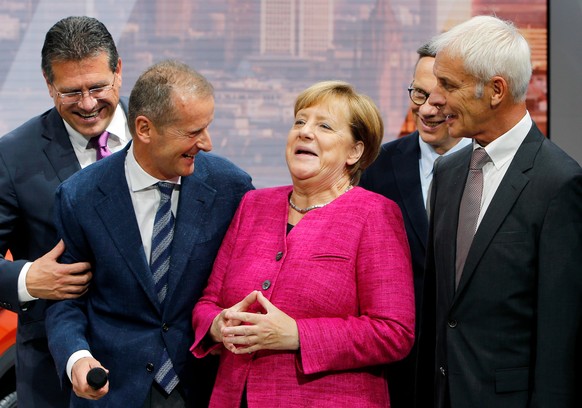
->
<box><xmin>289</xmin><ymin>181</ymin><xmax>353</xmax><ymax>214</ymax></box>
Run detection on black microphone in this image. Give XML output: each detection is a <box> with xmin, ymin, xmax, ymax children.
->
<box><xmin>87</xmin><ymin>367</ymin><xmax>108</xmax><ymax>390</ymax></box>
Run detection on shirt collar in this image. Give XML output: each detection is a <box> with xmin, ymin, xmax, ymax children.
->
<box><xmin>476</xmin><ymin>111</ymin><xmax>532</xmax><ymax>170</ymax></box>
<box><xmin>126</xmin><ymin>143</ymin><xmax>181</xmax><ymax>192</ymax></box>
<box><xmin>63</xmin><ymin>104</ymin><xmax>130</xmax><ymax>150</ymax></box>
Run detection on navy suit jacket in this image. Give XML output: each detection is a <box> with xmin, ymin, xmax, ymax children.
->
<box><xmin>418</xmin><ymin>124</ymin><xmax>582</xmax><ymax>407</ymax></box>
<box><xmin>45</xmin><ymin>145</ymin><xmax>253</xmax><ymax>407</ymax></box>
<box><xmin>359</xmin><ymin>131</ymin><xmax>427</xmax><ymax>408</ymax></box>
<box><xmin>0</xmin><ymin>99</ymin><xmax>128</xmax><ymax>407</ymax></box>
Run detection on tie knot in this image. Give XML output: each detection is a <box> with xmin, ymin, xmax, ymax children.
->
<box><xmin>157</xmin><ymin>182</ymin><xmax>174</xmax><ymax>200</ymax></box>
<box><xmin>470</xmin><ymin>147</ymin><xmax>490</xmax><ymax>170</ymax></box>
<box><xmin>91</xmin><ymin>131</ymin><xmax>109</xmax><ymax>148</ymax></box>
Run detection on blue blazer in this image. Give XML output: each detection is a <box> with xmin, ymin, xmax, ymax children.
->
<box><xmin>46</xmin><ymin>144</ymin><xmax>253</xmax><ymax>407</ymax></box>
<box><xmin>359</xmin><ymin>131</ymin><xmax>428</xmax><ymax>408</ymax></box>
<box><xmin>0</xmin><ymin>99</ymin><xmax>128</xmax><ymax>407</ymax></box>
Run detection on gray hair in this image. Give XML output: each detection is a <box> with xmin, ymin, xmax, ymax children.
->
<box><xmin>429</xmin><ymin>15</ymin><xmax>532</xmax><ymax>102</ymax></box>
<box><xmin>128</xmin><ymin>60</ymin><xmax>214</xmax><ymax>133</ymax></box>
<box><xmin>41</xmin><ymin>16</ymin><xmax>119</xmax><ymax>83</ymax></box>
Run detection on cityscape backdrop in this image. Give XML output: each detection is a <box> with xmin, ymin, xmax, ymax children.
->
<box><xmin>0</xmin><ymin>0</ymin><xmax>547</xmax><ymax>187</ymax></box>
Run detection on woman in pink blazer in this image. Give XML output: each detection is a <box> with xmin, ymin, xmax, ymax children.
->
<box><xmin>191</xmin><ymin>81</ymin><xmax>415</xmax><ymax>407</ymax></box>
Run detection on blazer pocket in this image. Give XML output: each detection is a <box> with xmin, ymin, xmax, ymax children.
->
<box><xmin>310</xmin><ymin>253</ymin><xmax>351</xmax><ymax>261</ymax></box>
<box><xmin>495</xmin><ymin>367</ymin><xmax>529</xmax><ymax>393</ymax></box>
<box><xmin>491</xmin><ymin>231</ymin><xmax>527</xmax><ymax>244</ymax></box>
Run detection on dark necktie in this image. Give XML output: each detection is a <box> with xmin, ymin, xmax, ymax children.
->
<box><xmin>426</xmin><ymin>156</ymin><xmax>442</xmax><ymax>218</ymax></box>
<box><xmin>91</xmin><ymin>131</ymin><xmax>112</xmax><ymax>161</ymax></box>
<box><xmin>455</xmin><ymin>148</ymin><xmax>490</xmax><ymax>288</ymax></box>
<box><xmin>150</xmin><ymin>182</ymin><xmax>179</xmax><ymax>394</ymax></box>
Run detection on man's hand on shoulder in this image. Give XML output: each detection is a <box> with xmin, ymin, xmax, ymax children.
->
<box><xmin>26</xmin><ymin>240</ymin><xmax>92</xmax><ymax>300</ymax></box>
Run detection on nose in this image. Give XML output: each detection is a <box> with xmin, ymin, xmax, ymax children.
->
<box><xmin>427</xmin><ymin>88</ymin><xmax>445</xmax><ymax>111</ymax></box>
<box><xmin>298</xmin><ymin>124</ymin><xmax>314</xmax><ymax>140</ymax></box>
<box><xmin>196</xmin><ymin>129</ymin><xmax>213</xmax><ymax>152</ymax></box>
<box><xmin>76</xmin><ymin>92</ymin><xmax>99</xmax><ymax>111</ymax></box>
<box><xmin>419</xmin><ymin>99</ymin><xmax>441</xmax><ymax>116</ymax></box>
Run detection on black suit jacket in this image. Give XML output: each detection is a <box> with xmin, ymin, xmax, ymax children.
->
<box><xmin>360</xmin><ymin>131</ymin><xmax>428</xmax><ymax>408</ymax></box>
<box><xmin>0</xmin><ymin>99</ymin><xmax>128</xmax><ymax>407</ymax></box>
<box><xmin>419</xmin><ymin>123</ymin><xmax>582</xmax><ymax>407</ymax></box>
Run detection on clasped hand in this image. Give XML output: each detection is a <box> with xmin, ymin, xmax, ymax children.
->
<box><xmin>210</xmin><ymin>291</ymin><xmax>299</xmax><ymax>354</ymax></box>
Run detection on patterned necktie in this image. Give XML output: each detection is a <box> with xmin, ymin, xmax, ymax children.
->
<box><xmin>91</xmin><ymin>131</ymin><xmax>112</xmax><ymax>161</ymax></box>
<box><xmin>150</xmin><ymin>181</ymin><xmax>179</xmax><ymax>394</ymax></box>
<box><xmin>455</xmin><ymin>148</ymin><xmax>490</xmax><ymax>288</ymax></box>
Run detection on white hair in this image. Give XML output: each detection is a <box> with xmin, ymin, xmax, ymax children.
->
<box><xmin>429</xmin><ymin>15</ymin><xmax>532</xmax><ymax>102</ymax></box>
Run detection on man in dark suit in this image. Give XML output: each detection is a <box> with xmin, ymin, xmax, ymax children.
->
<box><xmin>417</xmin><ymin>15</ymin><xmax>582</xmax><ymax>407</ymax></box>
<box><xmin>359</xmin><ymin>43</ymin><xmax>469</xmax><ymax>408</ymax></box>
<box><xmin>0</xmin><ymin>16</ymin><xmax>130</xmax><ymax>407</ymax></box>
<box><xmin>45</xmin><ymin>60</ymin><xmax>253</xmax><ymax>407</ymax></box>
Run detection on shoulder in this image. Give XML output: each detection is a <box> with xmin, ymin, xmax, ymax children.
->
<box><xmin>196</xmin><ymin>152</ymin><xmax>252</xmax><ymax>183</ymax></box>
<box><xmin>343</xmin><ymin>187</ymin><xmax>401</xmax><ymax>220</ymax></box>
<box><xmin>0</xmin><ymin>108</ymin><xmax>57</xmax><ymax>149</ymax></box>
<box><xmin>378</xmin><ymin>132</ymin><xmax>418</xmax><ymax>158</ymax></box>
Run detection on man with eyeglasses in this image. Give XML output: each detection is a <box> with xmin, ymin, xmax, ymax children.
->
<box><xmin>0</xmin><ymin>16</ymin><xmax>129</xmax><ymax>407</ymax></box>
<box><xmin>359</xmin><ymin>42</ymin><xmax>470</xmax><ymax>408</ymax></box>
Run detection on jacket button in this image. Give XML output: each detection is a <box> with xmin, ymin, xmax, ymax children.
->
<box><xmin>262</xmin><ymin>280</ymin><xmax>271</xmax><ymax>290</ymax></box>
<box><xmin>439</xmin><ymin>366</ymin><xmax>446</xmax><ymax>377</ymax></box>
<box><xmin>146</xmin><ymin>363</ymin><xmax>154</xmax><ymax>372</ymax></box>
<box><xmin>448</xmin><ymin>320</ymin><xmax>457</xmax><ymax>328</ymax></box>
<box><xmin>275</xmin><ymin>251</ymin><xmax>283</xmax><ymax>261</ymax></box>
<box><xmin>162</xmin><ymin>323</ymin><xmax>169</xmax><ymax>332</ymax></box>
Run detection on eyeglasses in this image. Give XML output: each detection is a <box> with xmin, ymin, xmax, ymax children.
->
<box><xmin>407</xmin><ymin>85</ymin><xmax>430</xmax><ymax>106</ymax></box>
<box><xmin>55</xmin><ymin>75</ymin><xmax>116</xmax><ymax>105</ymax></box>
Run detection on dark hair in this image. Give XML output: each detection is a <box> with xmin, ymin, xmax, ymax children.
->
<box><xmin>128</xmin><ymin>59</ymin><xmax>214</xmax><ymax>133</ymax></box>
<box><xmin>41</xmin><ymin>16</ymin><xmax>119</xmax><ymax>83</ymax></box>
<box><xmin>416</xmin><ymin>41</ymin><xmax>436</xmax><ymax>59</ymax></box>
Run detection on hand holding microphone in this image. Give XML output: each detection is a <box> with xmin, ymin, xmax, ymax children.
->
<box><xmin>87</xmin><ymin>367</ymin><xmax>108</xmax><ymax>390</ymax></box>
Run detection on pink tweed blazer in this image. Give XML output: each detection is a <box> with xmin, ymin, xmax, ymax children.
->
<box><xmin>191</xmin><ymin>186</ymin><xmax>415</xmax><ymax>407</ymax></box>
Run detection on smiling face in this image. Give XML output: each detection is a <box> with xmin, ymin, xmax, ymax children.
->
<box><xmin>411</xmin><ymin>56</ymin><xmax>460</xmax><ymax>155</ymax></box>
<box><xmin>46</xmin><ymin>52</ymin><xmax>121</xmax><ymax>138</ymax></box>
<box><xmin>429</xmin><ymin>52</ymin><xmax>494</xmax><ymax>144</ymax></box>
<box><xmin>135</xmin><ymin>93</ymin><xmax>214</xmax><ymax>180</ymax></box>
<box><xmin>285</xmin><ymin>100</ymin><xmax>362</xmax><ymax>191</ymax></box>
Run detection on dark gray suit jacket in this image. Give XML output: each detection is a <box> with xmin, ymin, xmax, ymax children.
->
<box><xmin>0</xmin><ymin>99</ymin><xmax>128</xmax><ymax>407</ymax></box>
<box><xmin>360</xmin><ymin>131</ymin><xmax>428</xmax><ymax>408</ymax></box>
<box><xmin>419</xmin><ymin>124</ymin><xmax>582</xmax><ymax>408</ymax></box>
<box><xmin>45</xmin><ymin>145</ymin><xmax>253</xmax><ymax>407</ymax></box>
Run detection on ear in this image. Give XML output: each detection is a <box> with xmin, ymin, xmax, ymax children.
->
<box><xmin>347</xmin><ymin>141</ymin><xmax>364</xmax><ymax>166</ymax></box>
<box><xmin>490</xmin><ymin>76</ymin><xmax>507</xmax><ymax>108</ymax></box>
<box><xmin>134</xmin><ymin>116</ymin><xmax>154</xmax><ymax>143</ymax></box>
<box><xmin>115</xmin><ymin>58</ymin><xmax>122</xmax><ymax>87</ymax></box>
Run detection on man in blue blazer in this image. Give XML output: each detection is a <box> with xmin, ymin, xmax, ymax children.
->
<box><xmin>46</xmin><ymin>60</ymin><xmax>253</xmax><ymax>407</ymax></box>
<box><xmin>417</xmin><ymin>16</ymin><xmax>582</xmax><ymax>407</ymax></box>
<box><xmin>0</xmin><ymin>17</ymin><xmax>130</xmax><ymax>407</ymax></box>
<box><xmin>359</xmin><ymin>43</ymin><xmax>469</xmax><ymax>408</ymax></box>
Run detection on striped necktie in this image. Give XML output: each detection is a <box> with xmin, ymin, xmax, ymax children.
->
<box><xmin>150</xmin><ymin>181</ymin><xmax>179</xmax><ymax>394</ymax></box>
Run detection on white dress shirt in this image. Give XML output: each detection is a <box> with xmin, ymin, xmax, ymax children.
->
<box><xmin>475</xmin><ymin>111</ymin><xmax>532</xmax><ymax>228</ymax></box>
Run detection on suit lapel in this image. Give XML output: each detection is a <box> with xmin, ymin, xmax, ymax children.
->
<box><xmin>436</xmin><ymin>153</ymin><xmax>470</xmax><ymax>304</ymax></box>
<box><xmin>166</xmin><ymin>158</ymin><xmax>216</xmax><ymax>303</ymax></box>
<box><xmin>393</xmin><ymin>133</ymin><xmax>429</xmax><ymax>250</ymax></box>
<box><xmin>93</xmin><ymin>147</ymin><xmax>159</xmax><ymax>309</ymax></box>
<box><xmin>454</xmin><ymin>126</ymin><xmax>543</xmax><ymax>298</ymax></box>
<box><xmin>42</xmin><ymin>109</ymin><xmax>80</xmax><ymax>182</ymax></box>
